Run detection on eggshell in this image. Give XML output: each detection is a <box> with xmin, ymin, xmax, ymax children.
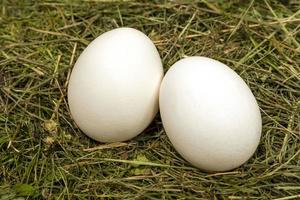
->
<box><xmin>159</xmin><ymin>56</ymin><xmax>262</xmax><ymax>172</ymax></box>
<box><xmin>68</xmin><ymin>27</ymin><xmax>163</xmax><ymax>143</ymax></box>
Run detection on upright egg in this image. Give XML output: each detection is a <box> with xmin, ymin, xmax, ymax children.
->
<box><xmin>159</xmin><ymin>56</ymin><xmax>262</xmax><ymax>172</ymax></box>
<box><xmin>68</xmin><ymin>27</ymin><xmax>163</xmax><ymax>143</ymax></box>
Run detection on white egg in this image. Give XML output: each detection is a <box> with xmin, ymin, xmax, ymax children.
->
<box><xmin>68</xmin><ymin>27</ymin><xmax>163</xmax><ymax>143</ymax></box>
<box><xmin>159</xmin><ymin>56</ymin><xmax>262</xmax><ymax>172</ymax></box>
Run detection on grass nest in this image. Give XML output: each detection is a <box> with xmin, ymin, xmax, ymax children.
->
<box><xmin>0</xmin><ymin>0</ymin><xmax>299</xmax><ymax>199</ymax></box>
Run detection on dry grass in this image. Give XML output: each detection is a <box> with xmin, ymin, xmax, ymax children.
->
<box><xmin>0</xmin><ymin>0</ymin><xmax>300</xmax><ymax>199</ymax></box>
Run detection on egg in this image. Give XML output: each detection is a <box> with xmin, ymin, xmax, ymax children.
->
<box><xmin>159</xmin><ymin>56</ymin><xmax>262</xmax><ymax>172</ymax></box>
<box><xmin>68</xmin><ymin>27</ymin><xmax>163</xmax><ymax>143</ymax></box>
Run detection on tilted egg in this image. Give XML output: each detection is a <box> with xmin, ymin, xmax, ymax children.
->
<box><xmin>159</xmin><ymin>56</ymin><xmax>262</xmax><ymax>172</ymax></box>
<box><xmin>68</xmin><ymin>27</ymin><xmax>163</xmax><ymax>143</ymax></box>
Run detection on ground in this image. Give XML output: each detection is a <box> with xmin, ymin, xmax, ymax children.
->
<box><xmin>0</xmin><ymin>0</ymin><xmax>300</xmax><ymax>199</ymax></box>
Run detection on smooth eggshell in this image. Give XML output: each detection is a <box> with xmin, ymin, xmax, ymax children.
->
<box><xmin>68</xmin><ymin>27</ymin><xmax>163</xmax><ymax>143</ymax></box>
<box><xmin>159</xmin><ymin>56</ymin><xmax>262</xmax><ymax>172</ymax></box>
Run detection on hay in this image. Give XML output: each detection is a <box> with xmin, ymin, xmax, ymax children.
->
<box><xmin>0</xmin><ymin>0</ymin><xmax>299</xmax><ymax>199</ymax></box>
